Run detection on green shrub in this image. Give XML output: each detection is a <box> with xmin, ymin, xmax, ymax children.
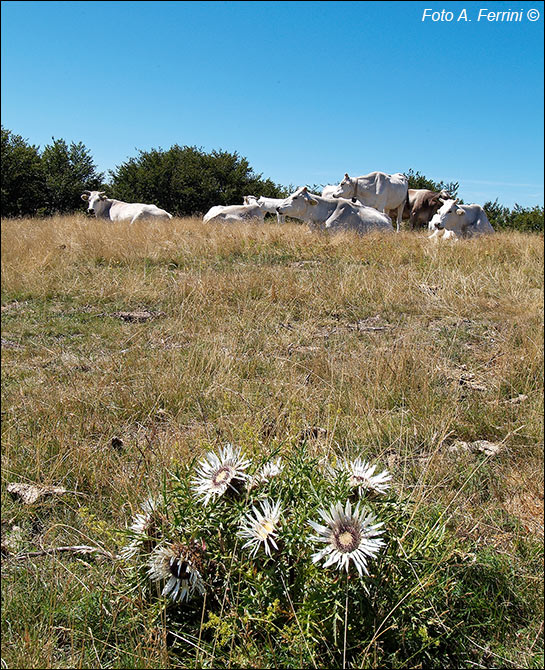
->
<box><xmin>118</xmin><ymin>443</ymin><xmax>543</xmax><ymax>668</ymax></box>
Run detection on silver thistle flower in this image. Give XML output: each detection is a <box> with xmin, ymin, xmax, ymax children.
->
<box><xmin>333</xmin><ymin>458</ymin><xmax>391</xmax><ymax>496</ymax></box>
<box><xmin>246</xmin><ymin>457</ymin><xmax>284</xmax><ymax>490</ymax></box>
<box><xmin>309</xmin><ymin>500</ymin><xmax>385</xmax><ymax>576</ymax></box>
<box><xmin>119</xmin><ymin>497</ymin><xmax>163</xmax><ymax>560</ymax></box>
<box><xmin>238</xmin><ymin>499</ymin><xmax>282</xmax><ymax>557</ymax></box>
<box><xmin>192</xmin><ymin>443</ymin><xmax>251</xmax><ymax>505</ymax></box>
<box><xmin>148</xmin><ymin>542</ymin><xmax>205</xmax><ymax>603</ymax></box>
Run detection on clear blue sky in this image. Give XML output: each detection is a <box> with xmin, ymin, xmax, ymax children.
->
<box><xmin>2</xmin><ymin>0</ymin><xmax>543</xmax><ymax>207</ymax></box>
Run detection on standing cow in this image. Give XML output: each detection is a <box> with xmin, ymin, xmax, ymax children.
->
<box><xmin>81</xmin><ymin>191</ymin><xmax>172</xmax><ymax>223</ymax></box>
<box><xmin>388</xmin><ymin>189</ymin><xmax>452</xmax><ymax>229</ymax></box>
<box><xmin>332</xmin><ymin>172</ymin><xmax>408</xmax><ymax>232</ymax></box>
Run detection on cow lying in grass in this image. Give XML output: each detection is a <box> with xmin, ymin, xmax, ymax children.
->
<box><xmin>276</xmin><ymin>187</ymin><xmax>393</xmax><ymax>234</ymax></box>
<box><xmin>81</xmin><ymin>191</ymin><xmax>172</xmax><ymax>223</ymax></box>
<box><xmin>244</xmin><ymin>195</ymin><xmax>286</xmax><ymax>224</ymax></box>
<box><xmin>429</xmin><ymin>199</ymin><xmax>495</xmax><ymax>240</ymax></box>
<box><xmin>203</xmin><ymin>203</ymin><xmax>265</xmax><ymax>224</ymax></box>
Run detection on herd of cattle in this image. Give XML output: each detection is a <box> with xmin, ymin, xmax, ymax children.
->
<box><xmin>81</xmin><ymin>170</ymin><xmax>495</xmax><ymax>240</ymax></box>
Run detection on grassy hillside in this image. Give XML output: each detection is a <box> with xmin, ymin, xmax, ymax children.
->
<box><xmin>2</xmin><ymin>215</ymin><xmax>543</xmax><ymax>668</ymax></box>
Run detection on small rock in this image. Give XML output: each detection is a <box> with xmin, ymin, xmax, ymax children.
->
<box><xmin>1</xmin><ymin>525</ymin><xmax>25</xmax><ymax>554</ymax></box>
<box><xmin>448</xmin><ymin>440</ymin><xmax>471</xmax><ymax>453</ymax></box>
<box><xmin>472</xmin><ymin>440</ymin><xmax>502</xmax><ymax>457</ymax></box>
<box><xmin>7</xmin><ymin>483</ymin><xmax>67</xmax><ymax>505</ymax></box>
<box><xmin>503</xmin><ymin>394</ymin><xmax>528</xmax><ymax>405</ymax></box>
<box><xmin>448</xmin><ymin>440</ymin><xmax>502</xmax><ymax>457</ymax></box>
<box><xmin>110</xmin><ymin>310</ymin><xmax>163</xmax><ymax>323</ymax></box>
<box><xmin>459</xmin><ymin>375</ymin><xmax>488</xmax><ymax>392</ymax></box>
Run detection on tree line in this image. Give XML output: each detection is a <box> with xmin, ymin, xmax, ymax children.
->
<box><xmin>1</xmin><ymin>127</ymin><xmax>543</xmax><ymax>232</ymax></box>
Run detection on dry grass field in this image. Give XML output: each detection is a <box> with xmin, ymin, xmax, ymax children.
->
<box><xmin>1</xmin><ymin>214</ymin><xmax>543</xmax><ymax>668</ymax></box>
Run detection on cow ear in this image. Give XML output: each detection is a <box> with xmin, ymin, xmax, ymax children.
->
<box><xmin>308</xmin><ymin>197</ymin><xmax>318</xmax><ymax>206</ymax></box>
<box><xmin>99</xmin><ymin>192</ymin><xmax>108</xmax><ymax>200</ymax></box>
<box><xmin>81</xmin><ymin>193</ymin><xmax>89</xmax><ymax>201</ymax></box>
<box><xmin>456</xmin><ymin>208</ymin><xmax>464</xmax><ymax>216</ymax></box>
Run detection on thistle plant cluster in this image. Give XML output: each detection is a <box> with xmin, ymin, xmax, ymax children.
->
<box><xmin>119</xmin><ymin>443</ymin><xmax>393</xmax><ymax>613</ymax></box>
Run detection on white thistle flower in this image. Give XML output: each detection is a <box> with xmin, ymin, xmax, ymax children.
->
<box><xmin>148</xmin><ymin>542</ymin><xmax>205</xmax><ymax>603</ymax></box>
<box><xmin>246</xmin><ymin>457</ymin><xmax>284</xmax><ymax>490</ymax></box>
<box><xmin>238</xmin><ymin>499</ymin><xmax>282</xmax><ymax>557</ymax></box>
<box><xmin>192</xmin><ymin>443</ymin><xmax>251</xmax><ymax>505</ymax></box>
<box><xmin>308</xmin><ymin>500</ymin><xmax>385</xmax><ymax>576</ymax></box>
<box><xmin>333</xmin><ymin>458</ymin><xmax>391</xmax><ymax>496</ymax></box>
<box><xmin>119</xmin><ymin>497</ymin><xmax>162</xmax><ymax>560</ymax></box>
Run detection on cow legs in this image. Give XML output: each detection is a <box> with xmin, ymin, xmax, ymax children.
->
<box><xmin>395</xmin><ymin>203</ymin><xmax>405</xmax><ymax>232</ymax></box>
<box><xmin>428</xmin><ymin>228</ymin><xmax>458</xmax><ymax>242</ymax></box>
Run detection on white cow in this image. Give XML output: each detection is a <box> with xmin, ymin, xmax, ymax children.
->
<box><xmin>428</xmin><ymin>199</ymin><xmax>495</xmax><ymax>240</ymax></box>
<box><xmin>81</xmin><ymin>191</ymin><xmax>172</xmax><ymax>223</ymax></box>
<box><xmin>332</xmin><ymin>172</ymin><xmax>409</xmax><ymax>232</ymax></box>
<box><xmin>244</xmin><ymin>195</ymin><xmax>286</xmax><ymax>224</ymax></box>
<box><xmin>276</xmin><ymin>187</ymin><xmax>393</xmax><ymax>234</ymax></box>
<box><xmin>322</xmin><ymin>184</ymin><xmax>364</xmax><ymax>205</ymax></box>
<box><xmin>203</xmin><ymin>203</ymin><xmax>265</xmax><ymax>224</ymax></box>
<box><xmin>321</xmin><ymin>185</ymin><xmax>338</xmax><ymax>199</ymax></box>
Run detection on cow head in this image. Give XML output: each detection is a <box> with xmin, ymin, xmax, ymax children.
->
<box><xmin>81</xmin><ymin>190</ymin><xmax>108</xmax><ymax>216</ymax></box>
<box><xmin>276</xmin><ymin>187</ymin><xmax>318</xmax><ymax>218</ymax></box>
<box><xmin>331</xmin><ymin>173</ymin><xmax>354</xmax><ymax>200</ymax></box>
<box><xmin>243</xmin><ymin>195</ymin><xmax>259</xmax><ymax>205</ymax></box>
<box><xmin>427</xmin><ymin>190</ymin><xmax>451</xmax><ymax>215</ymax></box>
<box><xmin>429</xmin><ymin>199</ymin><xmax>465</xmax><ymax>230</ymax></box>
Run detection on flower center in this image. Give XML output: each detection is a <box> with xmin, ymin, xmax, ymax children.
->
<box><xmin>338</xmin><ymin>531</ymin><xmax>354</xmax><ymax>547</ymax></box>
<box><xmin>256</xmin><ymin>520</ymin><xmax>275</xmax><ymax>540</ymax></box>
<box><xmin>212</xmin><ymin>465</ymin><xmax>234</xmax><ymax>487</ymax></box>
<box><xmin>333</xmin><ymin>523</ymin><xmax>361</xmax><ymax>553</ymax></box>
<box><xmin>170</xmin><ymin>558</ymin><xmax>190</xmax><ymax>580</ymax></box>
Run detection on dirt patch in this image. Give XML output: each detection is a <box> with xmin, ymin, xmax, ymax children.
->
<box><xmin>109</xmin><ymin>310</ymin><xmax>165</xmax><ymax>323</ymax></box>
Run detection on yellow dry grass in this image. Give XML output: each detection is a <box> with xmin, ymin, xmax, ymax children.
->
<box><xmin>2</xmin><ymin>214</ymin><xmax>543</xmax><ymax>537</ymax></box>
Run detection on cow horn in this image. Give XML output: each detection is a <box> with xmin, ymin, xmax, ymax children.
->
<box><xmin>302</xmin><ymin>186</ymin><xmax>308</xmax><ymax>192</ymax></box>
<box><xmin>344</xmin><ymin>173</ymin><xmax>350</xmax><ymax>179</ymax></box>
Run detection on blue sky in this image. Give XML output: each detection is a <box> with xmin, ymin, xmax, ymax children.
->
<box><xmin>2</xmin><ymin>0</ymin><xmax>543</xmax><ymax>207</ymax></box>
